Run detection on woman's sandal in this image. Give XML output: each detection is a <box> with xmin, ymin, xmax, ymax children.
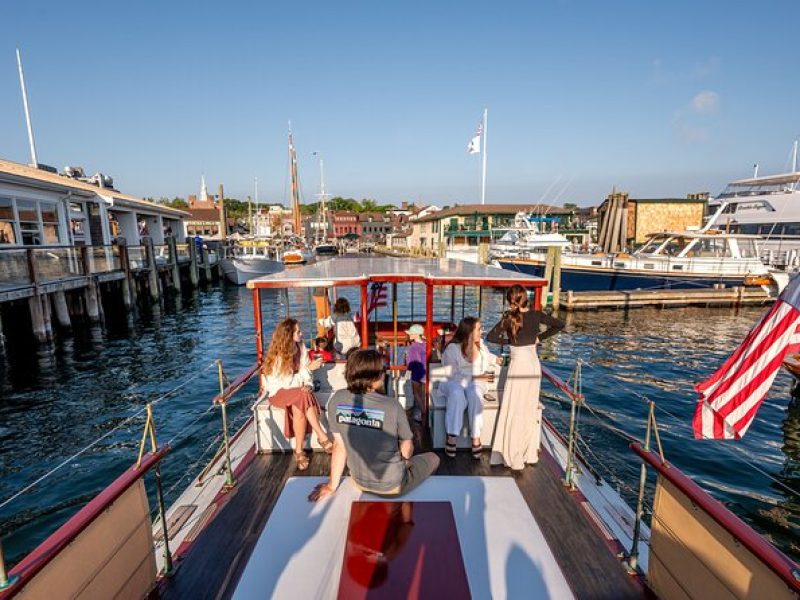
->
<box><xmin>471</xmin><ymin>442</ymin><xmax>483</xmax><ymax>460</ymax></box>
<box><xmin>445</xmin><ymin>436</ymin><xmax>457</xmax><ymax>458</ymax></box>
<box><xmin>320</xmin><ymin>437</ymin><xmax>334</xmax><ymax>454</ymax></box>
<box><xmin>294</xmin><ymin>451</ymin><xmax>310</xmax><ymax>471</ymax></box>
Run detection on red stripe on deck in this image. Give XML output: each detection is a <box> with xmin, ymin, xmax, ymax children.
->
<box><xmin>338</xmin><ymin>501</ymin><xmax>471</xmax><ymax>600</ymax></box>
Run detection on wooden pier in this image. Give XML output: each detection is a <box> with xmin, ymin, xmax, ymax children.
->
<box><xmin>559</xmin><ymin>286</ymin><xmax>774</xmax><ymax>311</ymax></box>
<box><xmin>0</xmin><ymin>237</ymin><xmax>219</xmax><ymax>346</ymax></box>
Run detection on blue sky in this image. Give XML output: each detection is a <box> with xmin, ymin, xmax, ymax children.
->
<box><xmin>1</xmin><ymin>1</ymin><xmax>799</xmax><ymax>207</ymax></box>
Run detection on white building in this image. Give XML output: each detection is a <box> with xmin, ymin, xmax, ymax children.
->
<box><xmin>0</xmin><ymin>158</ymin><xmax>188</xmax><ymax>247</ymax></box>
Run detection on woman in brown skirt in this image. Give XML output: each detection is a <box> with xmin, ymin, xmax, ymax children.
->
<box><xmin>261</xmin><ymin>318</ymin><xmax>333</xmax><ymax>470</ymax></box>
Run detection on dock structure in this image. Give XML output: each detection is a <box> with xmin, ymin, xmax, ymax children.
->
<box><xmin>0</xmin><ymin>157</ymin><xmax>226</xmax><ymax>347</ymax></box>
<box><xmin>560</xmin><ymin>286</ymin><xmax>773</xmax><ymax>311</ymax></box>
<box><xmin>0</xmin><ymin>239</ymin><xmax>219</xmax><ymax>344</ymax></box>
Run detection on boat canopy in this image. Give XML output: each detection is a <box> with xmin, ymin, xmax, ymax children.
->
<box><xmin>246</xmin><ymin>256</ymin><xmax>547</xmax><ymax>289</ymax></box>
<box><xmin>727</xmin><ymin>171</ymin><xmax>800</xmax><ymax>188</ymax></box>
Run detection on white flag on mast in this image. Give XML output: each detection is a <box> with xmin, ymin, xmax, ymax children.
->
<box><xmin>467</xmin><ymin>121</ymin><xmax>482</xmax><ymax>154</ymax></box>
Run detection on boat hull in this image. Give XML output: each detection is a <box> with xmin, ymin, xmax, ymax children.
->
<box><xmin>495</xmin><ymin>259</ymin><xmax>751</xmax><ymax>291</ymax></box>
<box><xmin>219</xmin><ymin>257</ymin><xmax>284</xmax><ymax>285</ymax></box>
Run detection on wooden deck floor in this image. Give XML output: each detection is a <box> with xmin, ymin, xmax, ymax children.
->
<box><xmin>158</xmin><ymin>431</ymin><xmax>645</xmax><ymax>600</ymax></box>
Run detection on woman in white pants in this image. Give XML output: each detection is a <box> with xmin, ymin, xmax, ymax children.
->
<box><xmin>441</xmin><ymin>317</ymin><xmax>502</xmax><ymax>459</ymax></box>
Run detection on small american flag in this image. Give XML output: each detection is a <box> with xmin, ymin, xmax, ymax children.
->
<box><xmin>368</xmin><ymin>282</ymin><xmax>388</xmax><ymax>314</ymax></box>
<box><xmin>693</xmin><ymin>276</ymin><xmax>800</xmax><ymax>439</ymax></box>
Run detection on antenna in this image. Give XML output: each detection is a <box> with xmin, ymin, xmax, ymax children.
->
<box><xmin>753</xmin><ymin>163</ymin><xmax>759</xmax><ymax>178</ymax></box>
<box><xmin>16</xmin><ymin>48</ymin><xmax>39</xmax><ymax>167</ymax></box>
<box><xmin>793</xmin><ymin>140</ymin><xmax>798</xmax><ymax>173</ymax></box>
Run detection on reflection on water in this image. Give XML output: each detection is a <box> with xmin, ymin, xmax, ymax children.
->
<box><xmin>0</xmin><ymin>281</ymin><xmax>798</xmax><ymax>565</ymax></box>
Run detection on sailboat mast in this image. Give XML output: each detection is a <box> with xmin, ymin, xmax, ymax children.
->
<box><xmin>319</xmin><ymin>158</ymin><xmax>326</xmax><ymax>243</ymax></box>
<box><xmin>288</xmin><ymin>131</ymin><xmax>302</xmax><ymax>236</ymax></box>
<box><xmin>254</xmin><ymin>177</ymin><xmax>259</xmax><ymax>235</ymax></box>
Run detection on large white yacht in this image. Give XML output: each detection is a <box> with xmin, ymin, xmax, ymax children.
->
<box><xmin>708</xmin><ymin>143</ymin><xmax>800</xmax><ymax>268</ymax></box>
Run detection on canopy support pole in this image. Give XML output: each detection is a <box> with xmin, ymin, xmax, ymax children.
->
<box><xmin>360</xmin><ymin>282</ymin><xmax>369</xmax><ymax>347</ymax></box>
<box><xmin>424</xmin><ymin>282</ymin><xmax>434</xmax><ymax>427</ymax></box>
<box><xmin>253</xmin><ymin>288</ymin><xmax>263</xmax><ymax>362</ymax></box>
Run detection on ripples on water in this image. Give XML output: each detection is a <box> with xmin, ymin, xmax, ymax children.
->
<box><xmin>0</xmin><ymin>278</ymin><xmax>798</xmax><ymax>564</ymax></box>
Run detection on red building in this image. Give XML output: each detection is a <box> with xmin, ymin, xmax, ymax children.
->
<box><xmin>331</xmin><ymin>211</ymin><xmax>360</xmax><ymax>238</ymax></box>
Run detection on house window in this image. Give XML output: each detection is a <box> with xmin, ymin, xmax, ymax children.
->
<box><xmin>18</xmin><ymin>200</ymin><xmax>42</xmax><ymax>245</ymax></box>
<box><xmin>0</xmin><ymin>197</ymin><xmax>16</xmax><ymax>244</ymax></box>
<box><xmin>41</xmin><ymin>202</ymin><xmax>61</xmax><ymax>244</ymax></box>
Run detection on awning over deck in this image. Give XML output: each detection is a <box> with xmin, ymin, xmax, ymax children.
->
<box><xmin>246</xmin><ymin>257</ymin><xmax>548</xmax><ymax>289</ymax></box>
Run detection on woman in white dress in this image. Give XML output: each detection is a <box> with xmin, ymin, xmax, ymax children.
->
<box><xmin>486</xmin><ymin>285</ymin><xmax>564</xmax><ymax>470</ymax></box>
<box><xmin>441</xmin><ymin>317</ymin><xmax>502</xmax><ymax>459</ymax></box>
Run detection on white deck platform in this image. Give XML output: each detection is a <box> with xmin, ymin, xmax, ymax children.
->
<box><xmin>233</xmin><ymin>476</ymin><xmax>574</xmax><ymax>599</ymax></box>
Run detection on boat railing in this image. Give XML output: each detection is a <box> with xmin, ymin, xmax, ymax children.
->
<box><xmin>540</xmin><ymin>359</ymin><xmax>800</xmax><ymax>597</ymax></box>
<box><xmin>0</xmin><ymin>359</ymin><xmax>262</xmax><ymax>598</ymax></box>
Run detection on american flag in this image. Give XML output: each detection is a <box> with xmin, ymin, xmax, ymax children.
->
<box><xmin>368</xmin><ymin>282</ymin><xmax>388</xmax><ymax>314</ymax></box>
<box><xmin>693</xmin><ymin>276</ymin><xmax>800</xmax><ymax>439</ymax></box>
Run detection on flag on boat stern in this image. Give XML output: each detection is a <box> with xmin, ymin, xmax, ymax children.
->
<box><xmin>693</xmin><ymin>274</ymin><xmax>800</xmax><ymax>439</ymax></box>
<box><xmin>368</xmin><ymin>282</ymin><xmax>388</xmax><ymax>314</ymax></box>
<box><xmin>467</xmin><ymin>121</ymin><xmax>482</xmax><ymax>154</ymax></box>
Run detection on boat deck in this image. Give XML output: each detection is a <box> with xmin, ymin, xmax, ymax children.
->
<box><xmin>158</xmin><ymin>426</ymin><xmax>644</xmax><ymax>600</ymax></box>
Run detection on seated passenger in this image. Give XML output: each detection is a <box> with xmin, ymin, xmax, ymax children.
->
<box><xmin>310</xmin><ymin>336</ymin><xmax>334</xmax><ymax>362</ymax></box>
<box><xmin>261</xmin><ymin>318</ymin><xmax>332</xmax><ymax>471</ymax></box>
<box><xmin>319</xmin><ymin>298</ymin><xmax>361</xmax><ymax>355</ymax></box>
<box><xmin>441</xmin><ymin>317</ymin><xmax>502</xmax><ymax>459</ymax></box>
<box><xmin>308</xmin><ymin>349</ymin><xmax>440</xmax><ymax>501</ymax></box>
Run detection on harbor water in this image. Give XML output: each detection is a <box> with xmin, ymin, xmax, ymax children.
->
<box><xmin>0</xmin><ymin>274</ymin><xmax>798</xmax><ymax>565</ymax></box>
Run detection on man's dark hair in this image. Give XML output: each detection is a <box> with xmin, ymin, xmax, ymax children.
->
<box><xmin>345</xmin><ymin>349</ymin><xmax>384</xmax><ymax>394</ymax></box>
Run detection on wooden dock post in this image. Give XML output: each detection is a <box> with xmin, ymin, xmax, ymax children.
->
<box><xmin>167</xmin><ymin>236</ymin><xmax>181</xmax><ymax>290</ymax></box>
<box><xmin>84</xmin><ymin>283</ymin><xmax>102</xmax><ymax>323</ymax></box>
<box><xmin>478</xmin><ymin>242</ymin><xmax>489</xmax><ymax>265</ymax></box>
<box><xmin>117</xmin><ymin>238</ymin><xmax>137</xmax><ymax>308</ymax></box>
<box><xmin>40</xmin><ymin>294</ymin><xmax>54</xmax><ymax>342</ymax></box>
<box><xmin>543</xmin><ymin>247</ymin><xmax>556</xmax><ymax>307</ymax></box>
<box><xmin>201</xmin><ymin>245</ymin><xmax>212</xmax><ymax>283</ymax></box>
<box><xmin>188</xmin><ymin>238</ymin><xmax>199</xmax><ymax>287</ymax></box>
<box><xmin>28</xmin><ymin>295</ymin><xmax>48</xmax><ymax>344</ymax></box>
<box><xmin>0</xmin><ymin>308</ymin><xmax>5</xmax><ymax>353</ymax></box>
<box><xmin>52</xmin><ymin>291</ymin><xmax>72</xmax><ymax>330</ymax></box>
<box><xmin>143</xmin><ymin>236</ymin><xmax>160</xmax><ymax>301</ymax></box>
<box><xmin>551</xmin><ymin>247</ymin><xmax>562</xmax><ymax>311</ymax></box>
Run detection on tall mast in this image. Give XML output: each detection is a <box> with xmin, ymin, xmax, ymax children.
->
<box><xmin>288</xmin><ymin>130</ymin><xmax>302</xmax><ymax>235</ymax></box>
<box><xmin>793</xmin><ymin>140</ymin><xmax>798</xmax><ymax>173</ymax></box>
<box><xmin>481</xmin><ymin>107</ymin><xmax>488</xmax><ymax>205</ymax></box>
<box><xmin>16</xmin><ymin>48</ymin><xmax>39</xmax><ymax>167</ymax></box>
<box><xmin>254</xmin><ymin>177</ymin><xmax>259</xmax><ymax>235</ymax></box>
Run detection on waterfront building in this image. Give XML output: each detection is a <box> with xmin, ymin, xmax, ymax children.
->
<box><xmin>185</xmin><ymin>192</ymin><xmax>227</xmax><ymax>240</ymax></box>
<box><xmin>330</xmin><ymin>211</ymin><xmax>360</xmax><ymax>238</ymax></box>
<box><xmin>408</xmin><ymin>203</ymin><xmax>568</xmax><ymax>254</ymax></box>
<box><xmin>599</xmin><ymin>191</ymin><xmax>708</xmax><ymax>247</ymax></box>
<box><xmin>0</xmin><ymin>158</ymin><xmax>188</xmax><ymax>247</ymax></box>
<box><xmin>358</xmin><ymin>212</ymin><xmax>393</xmax><ymax>243</ymax></box>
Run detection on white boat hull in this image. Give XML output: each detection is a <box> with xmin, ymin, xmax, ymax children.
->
<box><xmin>219</xmin><ymin>257</ymin><xmax>284</xmax><ymax>285</ymax></box>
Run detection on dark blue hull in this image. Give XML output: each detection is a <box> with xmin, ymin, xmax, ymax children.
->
<box><xmin>495</xmin><ymin>260</ymin><xmax>747</xmax><ymax>291</ymax></box>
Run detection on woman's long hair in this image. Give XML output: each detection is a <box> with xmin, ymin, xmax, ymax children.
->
<box><xmin>263</xmin><ymin>318</ymin><xmax>298</xmax><ymax>377</ymax></box>
<box><xmin>501</xmin><ymin>285</ymin><xmax>529</xmax><ymax>342</ymax></box>
<box><xmin>334</xmin><ymin>297</ymin><xmax>351</xmax><ymax>315</ymax></box>
<box><xmin>445</xmin><ymin>317</ymin><xmax>479</xmax><ymax>359</ymax></box>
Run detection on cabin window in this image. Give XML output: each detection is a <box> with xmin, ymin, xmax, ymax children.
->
<box><xmin>643</xmin><ymin>263</ymin><xmax>655</xmax><ymax>270</ymax></box>
<box><xmin>614</xmin><ymin>262</ymin><xmax>625</xmax><ymax>268</ymax></box>
<box><xmin>694</xmin><ymin>238</ymin><xmax>728</xmax><ymax>257</ymax></box>
<box><xmin>591</xmin><ymin>260</ymin><xmax>602</xmax><ymax>266</ymax></box>
<box><xmin>782</xmin><ymin>223</ymin><xmax>800</xmax><ymax>236</ymax></box>
<box><xmin>672</xmin><ymin>265</ymin><xmax>683</xmax><ymax>270</ymax></box>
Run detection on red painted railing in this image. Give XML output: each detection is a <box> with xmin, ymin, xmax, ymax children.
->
<box><xmin>0</xmin><ymin>446</ymin><xmax>170</xmax><ymax>598</ymax></box>
<box><xmin>632</xmin><ymin>443</ymin><xmax>800</xmax><ymax>593</ymax></box>
<box><xmin>213</xmin><ymin>362</ymin><xmax>261</xmax><ymax>405</ymax></box>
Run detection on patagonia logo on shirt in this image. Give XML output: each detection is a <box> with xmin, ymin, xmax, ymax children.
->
<box><xmin>336</xmin><ymin>405</ymin><xmax>385</xmax><ymax>430</ymax></box>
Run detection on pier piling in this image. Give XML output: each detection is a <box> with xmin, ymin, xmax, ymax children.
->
<box><xmin>144</xmin><ymin>237</ymin><xmax>160</xmax><ymax>301</ymax></box>
<box><xmin>201</xmin><ymin>246</ymin><xmax>212</xmax><ymax>282</ymax></box>
<box><xmin>167</xmin><ymin>237</ymin><xmax>180</xmax><ymax>290</ymax></box>
<box><xmin>84</xmin><ymin>283</ymin><xmax>101</xmax><ymax>323</ymax></box>
<box><xmin>188</xmin><ymin>240</ymin><xmax>199</xmax><ymax>287</ymax></box>
<box><xmin>52</xmin><ymin>291</ymin><xmax>72</xmax><ymax>330</ymax></box>
<box><xmin>28</xmin><ymin>295</ymin><xmax>47</xmax><ymax>344</ymax></box>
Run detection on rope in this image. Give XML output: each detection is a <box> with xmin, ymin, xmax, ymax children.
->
<box><xmin>0</xmin><ymin>404</ymin><xmax>148</xmax><ymax>511</ymax></box>
<box><xmin>574</xmin><ymin>357</ymin><xmax>800</xmax><ymax>497</ymax></box>
<box><xmin>0</xmin><ymin>360</ymin><xmax>220</xmax><ymax>512</ymax></box>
